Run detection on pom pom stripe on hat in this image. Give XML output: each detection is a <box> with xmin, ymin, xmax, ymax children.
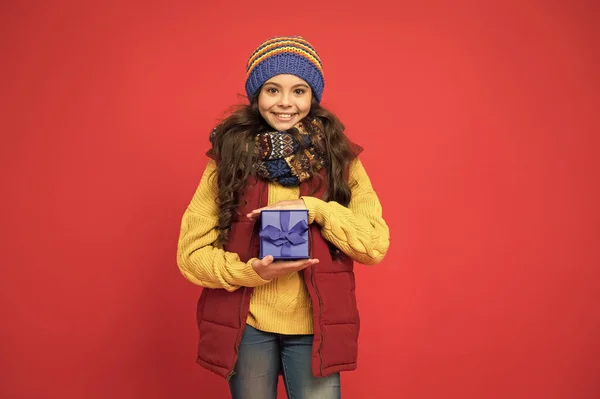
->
<box><xmin>245</xmin><ymin>36</ymin><xmax>325</xmax><ymax>102</ymax></box>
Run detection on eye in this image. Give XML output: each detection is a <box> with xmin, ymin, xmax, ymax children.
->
<box><xmin>264</xmin><ymin>86</ymin><xmax>278</xmax><ymax>94</ymax></box>
<box><xmin>294</xmin><ymin>88</ymin><xmax>306</xmax><ymax>95</ymax></box>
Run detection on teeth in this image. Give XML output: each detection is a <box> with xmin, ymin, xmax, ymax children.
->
<box><xmin>276</xmin><ymin>113</ymin><xmax>293</xmax><ymax>118</ymax></box>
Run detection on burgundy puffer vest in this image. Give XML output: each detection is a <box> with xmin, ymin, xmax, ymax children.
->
<box><xmin>196</xmin><ymin>147</ymin><xmax>362</xmax><ymax>380</ymax></box>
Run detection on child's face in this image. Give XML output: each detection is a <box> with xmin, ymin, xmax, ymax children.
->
<box><xmin>258</xmin><ymin>74</ymin><xmax>312</xmax><ymax>131</ymax></box>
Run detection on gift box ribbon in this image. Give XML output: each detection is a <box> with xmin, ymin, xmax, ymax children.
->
<box><xmin>259</xmin><ymin>211</ymin><xmax>309</xmax><ymax>257</ymax></box>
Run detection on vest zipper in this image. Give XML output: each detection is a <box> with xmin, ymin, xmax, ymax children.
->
<box><xmin>308</xmin><ymin>229</ymin><xmax>325</xmax><ymax>376</ymax></box>
<box><xmin>311</xmin><ymin>269</ymin><xmax>325</xmax><ymax>376</ymax></box>
<box><xmin>228</xmin><ymin>179</ymin><xmax>264</xmax><ymax>381</ymax></box>
<box><xmin>226</xmin><ymin>286</ymin><xmax>248</xmax><ymax>381</ymax></box>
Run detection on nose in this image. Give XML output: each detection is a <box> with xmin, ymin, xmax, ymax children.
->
<box><xmin>278</xmin><ymin>92</ymin><xmax>292</xmax><ymax>107</ymax></box>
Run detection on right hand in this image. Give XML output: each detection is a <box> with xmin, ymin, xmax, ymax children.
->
<box><xmin>251</xmin><ymin>255</ymin><xmax>319</xmax><ymax>280</ymax></box>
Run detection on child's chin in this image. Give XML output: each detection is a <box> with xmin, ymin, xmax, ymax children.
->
<box><xmin>269</xmin><ymin>119</ymin><xmax>295</xmax><ymax>131</ymax></box>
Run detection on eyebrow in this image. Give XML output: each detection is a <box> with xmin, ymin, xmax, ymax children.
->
<box><xmin>264</xmin><ymin>82</ymin><xmax>310</xmax><ymax>88</ymax></box>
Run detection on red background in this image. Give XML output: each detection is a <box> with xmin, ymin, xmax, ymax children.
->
<box><xmin>1</xmin><ymin>1</ymin><xmax>599</xmax><ymax>398</ymax></box>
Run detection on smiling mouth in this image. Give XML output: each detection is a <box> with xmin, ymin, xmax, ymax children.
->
<box><xmin>272</xmin><ymin>112</ymin><xmax>297</xmax><ymax>121</ymax></box>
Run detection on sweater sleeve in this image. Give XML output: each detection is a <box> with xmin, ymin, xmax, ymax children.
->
<box><xmin>300</xmin><ymin>157</ymin><xmax>390</xmax><ymax>265</ymax></box>
<box><xmin>176</xmin><ymin>160</ymin><xmax>271</xmax><ymax>291</ymax></box>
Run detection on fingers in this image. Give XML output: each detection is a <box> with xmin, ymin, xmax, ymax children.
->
<box><xmin>261</xmin><ymin>256</ymin><xmax>316</xmax><ymax>268</ymax></box>
<box><xmin>246</xmin><ymin>210</ymin><xmax>260</xmax><ymax>220</ymax></box>
<box><xmin>246</xmin><ymin>207</ymin><xmax>266</xmax><ymax>219</ymax></box>
<box><xmin>294</xmin><ymin>259</ymin><xmax>318</xmax><ymax>271</ymax></box>
<box><xmin>246</xmin><ymin>200</ymin><xmax>306</xmax><ymax>220</ymax></box>
<box><xmin>297</xmin><ymin>258</ymin><xmax>319</xmax><ymax>267</ymax></box>
<box><xmin>246</xmin><ymin>207</ymin><xmax>268</xmax><ymax>220</ymax></box>
<box><xmin>254</xmin><ymin>257</ymin><xmax>319</xmax><ymax>280</ymax></box>
<box><xmin>261</xmin><ymin>255</ymin><xmax>274</xmax><ymax>266</ymax></box>
<box><xmin>275</xmin><ymin>258</ymin><xmax>319</xmax><ymax>272</ymax></box>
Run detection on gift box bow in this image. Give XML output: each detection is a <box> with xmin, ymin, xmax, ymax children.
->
<box><xmin>259</xmin><ymin>211</ymin><xmax>309</xmax><ymax>257</ymax></box>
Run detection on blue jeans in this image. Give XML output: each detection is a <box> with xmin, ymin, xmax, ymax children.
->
<box><xmin>229</xmin><ymin>325</ymin><xmax>341</xmax><ymax>399</ymax></box>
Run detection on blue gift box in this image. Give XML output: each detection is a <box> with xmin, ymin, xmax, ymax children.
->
<box><xmin>259</xmin><ymin>209</ymin><xmax>310</xmax><ymax>260</ymax></box>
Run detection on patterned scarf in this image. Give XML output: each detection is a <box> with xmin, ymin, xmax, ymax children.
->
<box><xmin>252</xmin><ymin>117</ymin><xmax>327</xmax><ymax>186</ymax></box>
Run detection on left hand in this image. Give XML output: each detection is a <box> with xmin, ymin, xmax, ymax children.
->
<box><xmin>246</xmin><ymin>199</ymin><xmax>306</xmax><ymax>221</ymax></box>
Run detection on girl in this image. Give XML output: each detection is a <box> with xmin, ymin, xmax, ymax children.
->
<box><xmin>177</xmin><ymin>36</ymin><xmax>390</xmax><ymax>399</ymax></box>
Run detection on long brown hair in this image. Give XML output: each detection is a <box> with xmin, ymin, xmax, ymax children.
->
<box><xmin>208</xmin><ymin>94</ymin><xmax>357</xmax><ymax>247</ymax></box>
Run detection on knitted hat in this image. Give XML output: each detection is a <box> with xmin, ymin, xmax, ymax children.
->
<box><xmin>245</xmin><ymin>36</ymin><xmax>325</xmax><ymax>102</ymax></box>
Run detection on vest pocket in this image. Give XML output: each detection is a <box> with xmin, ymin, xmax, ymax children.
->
<box><xmin>314</xmin><ymin>271</ymin><xmax>358</xmax><ymax>326</ymax></box>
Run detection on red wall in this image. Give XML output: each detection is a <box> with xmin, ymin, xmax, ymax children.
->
<box><xmin>2</xmin><ymin>1</ymin><xmax>598</xmax><ymax>398</ymax></box>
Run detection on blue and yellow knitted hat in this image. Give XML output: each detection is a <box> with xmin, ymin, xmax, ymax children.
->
<box><xmin>245</xmin><ymin>36</ymin><xmax>325</xmax><ymax>102</ymax></box>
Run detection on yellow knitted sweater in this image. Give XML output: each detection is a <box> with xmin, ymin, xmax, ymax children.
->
<box><xmin>177</xmin><ymin>157</ymin><xmax>389</xmax><ymax>335</ymax></box>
